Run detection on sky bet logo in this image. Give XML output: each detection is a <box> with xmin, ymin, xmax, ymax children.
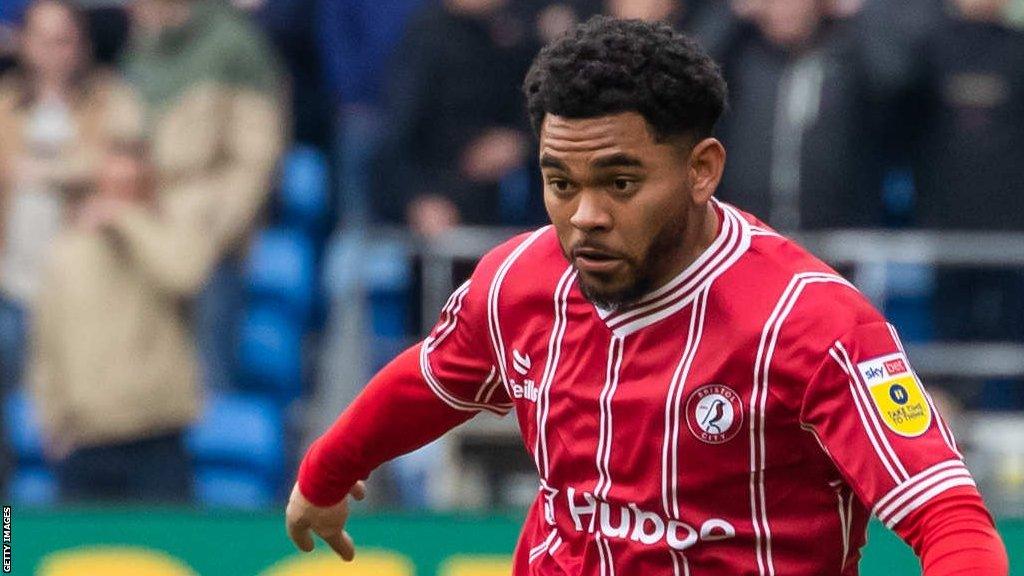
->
<box><xmin>863</xmin><ymin>366</ymin><xmax>885</xmax><ymax>380</ymax></box>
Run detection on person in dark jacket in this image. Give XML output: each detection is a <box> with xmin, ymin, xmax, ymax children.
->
<box><xmin>373</xmin><ymin>0</ymin><xmax>541</xmax><ymax>235</ymax></box>
<box><xmin>713</xmin><ymin>0</ymin><xmax>886</xmax><ymax>231</ymax></box>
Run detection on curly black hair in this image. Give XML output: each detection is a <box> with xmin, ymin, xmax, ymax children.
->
<box><xmin>523</xmin><ymin>16</ymin><xmax>728</xmax><ymax>142</ymax></box>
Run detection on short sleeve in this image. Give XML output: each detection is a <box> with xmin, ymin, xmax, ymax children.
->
<box><xmin>800</xmin><ymin>321</ymin><xmax>972</xmax><ymax>529</ymax></box>
<box><xmin>420</xmin><ymin>277</ymin><xmax>514</xmax><ymax>417</ymax></box>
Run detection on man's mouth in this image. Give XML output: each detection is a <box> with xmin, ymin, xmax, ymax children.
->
<box><xmin>572</xmin><ymin>246</ymin><xmax>624</xmax><ymax>274</ymax></box>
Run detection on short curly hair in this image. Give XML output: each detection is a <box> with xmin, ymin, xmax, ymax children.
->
<box><xmin>523</xmin><ymin>16</ymin><xmax>728</xmax><ymax>142</ymax></box>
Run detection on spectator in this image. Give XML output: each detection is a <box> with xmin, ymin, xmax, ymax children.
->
<box><xmin>605</xmin><ymin>0</ymin><xmax>680</xmax><ymax>23</ymax></box>
<box><xmin>903</xmin><ymin>0</ymin><xmax>1024</xmax><ymax>231</ymax></box>
<box><xmin>315</xmin><ymin>0</ymin><xmax>421</xmax><ymax>224</ymax></box>
<box><xmin>80</xmin><ymin>1</ymin><xmax>131</xmax><ymax>66</ymax></box>
<box><xmin>881</xmin><ymin>0</ymin><xmax>1024</xmax><ymax>350</ymax></box>
<box><xmin>373</xmin><ymin>0</ymin><xmax>539</xmax><ymax>236</ymax></box>
<box><xmin>713</xmin><ymin>0</ymin><xmax>886</xmax><ymax>231</ymax></box>
<box><xmin>0</xmin><ymin>0</ymin><xmax>140</xmax><ymax>390</ymax></box>
<box><xmin>233</xmin><ymin>0</ymin><xmax>333</xmax><ymax>153</ymax></box>
<box><xmin>123</xmin><ymin>0</ymin><xmax>287</xmax><ymax>391</ymax></box>
<box><xmin>31</xmin><ymin>138</ymin><xmax>205</xmax><ymax>503</ymax></box>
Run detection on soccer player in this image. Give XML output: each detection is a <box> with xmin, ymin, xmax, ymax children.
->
<box><xmin>286</xmin><ymin>17</ymin><xmax>1009</xmax><ymax>575</ymax></box>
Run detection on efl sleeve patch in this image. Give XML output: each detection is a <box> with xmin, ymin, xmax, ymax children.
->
<box><xmin>856</xmin><ymin>353</ymin><xmax>932</xmax><ymax>437</ymax></box>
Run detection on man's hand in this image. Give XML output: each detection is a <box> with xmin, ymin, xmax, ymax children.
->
<box><xmin>76</xmin><ymin>196</ymin><xmax>133</xmax><ymax>232</ymax></box>
<box><xmin>460</xmin><ymin>127</ymin><xmax>528</xmax><ymax>183</ymax></box>
<box><xmin>285</xmin><ymin>481</ymin><xmax>367</xmax><ymax>561</ymax></box>
<box><xmin>407</xmin><ymin>194</ymin><xmax>461</xmax><ymax>238</ymax></box>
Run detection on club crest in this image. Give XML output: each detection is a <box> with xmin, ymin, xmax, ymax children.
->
<box><xmin>686</xmin><ymin>384</ymin><xmax>744</xmax><ymax>444</ymax></box>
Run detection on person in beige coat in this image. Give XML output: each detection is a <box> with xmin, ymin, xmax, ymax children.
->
<box><xmin>31</xmin><ymin>137</ymin><xmax>208</xmax><ymax>503</ymax></box>
<box><xmin>124</xmin><ymin>0</ymin><xmax>287</xmax><ymax>391</ymax></box>
<box><xmin>0</xmin><ymin>0</ymin><xmax>140</xmax><ymax>389</ymax></box>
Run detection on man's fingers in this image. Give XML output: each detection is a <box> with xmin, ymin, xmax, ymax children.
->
<box><xmin>321</xmin><ymin>529</ymin><xmax>356</xmax><ymax>561</ymax></box>
<box><xmin>350</xmin><ymin>481</ymin><xmax>367</xmax><ymax>501</ymax></box>
<box><xmin>286</xmin><ymin>521</ymin><xmax>315</xmax><ymax>553</ymax></box>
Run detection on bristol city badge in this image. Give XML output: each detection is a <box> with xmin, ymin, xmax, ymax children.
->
<box><xmin>686</xmin><ymin>384</ymin><xmax>744</xmax><ymax>444</ymax></box>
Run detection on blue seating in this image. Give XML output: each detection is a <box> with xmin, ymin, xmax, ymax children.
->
<box><xmin>237</xmin><ymin>305</ymin><xmax>304</xmax><ymax>401</ymax></box>
<box><xmin>245</xmin><ymin>228</ymin><xmax>317</xmax><ymax>324</ymax></box>
<box><xmin>4</xmin><ymin>389</ymin><xmax>46</xmax><ymax>465</ymax></box>
<box><xmin>194</xmin><ymin>466</ymin><xmax>275</xmax><ymax>509</ymax></box>
<box><xmin>278</xmin><ymin>146</ymin><xmax>330</xmax><ymax>232</ymax></box>
<box><xmin>3</xmin><ymin>391</ymin><xmax>58</xmax><ymax>505</ymax></box>
<box><xmin>186</xmin><ymin>392</ymin><xmax>285</xmax><ymax>501</ymax></box>
<box><xmin>9</xmin><ymin>466</ymin><xmax>58</xmax><ymax>507</ymax></box>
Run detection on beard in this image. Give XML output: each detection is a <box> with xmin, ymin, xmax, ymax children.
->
<box><xmin>572</xmin><ymin>215</ymin><xmax>688</xmax><ymax>312</ymax></box>
<box><xmin>577</xmin><ymin>266</ymin><xmax>653</xmax><ymax>312</ymax></box>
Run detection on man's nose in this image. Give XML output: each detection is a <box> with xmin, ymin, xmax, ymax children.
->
<box><xmin>569</xmin><ymin>190</ymin><xmax>612</xmax><ymax>232</ymax></box>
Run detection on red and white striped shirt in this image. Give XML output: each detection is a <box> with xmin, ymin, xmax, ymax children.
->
<box><xmin>420</xmin><ymin>201</ymin><xmax>971</xmax><ymax>575</ymax></box>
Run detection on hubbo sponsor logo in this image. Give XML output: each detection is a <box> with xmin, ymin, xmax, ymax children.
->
<box><xmin>566</xmin><ymin>488</ymin><xmax>736</xmax><ymax>551</ymax></box>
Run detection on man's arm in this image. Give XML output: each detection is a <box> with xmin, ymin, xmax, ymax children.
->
<box><xmin>288</xmin><ymin>232</ymin><xmax>528</xmax><ymax>558</ymax></box>
<box><xmin>894</xmin><ymin>486</ymin><xmax>1008</xmax><ymax>576</ymax></box>
<box><xmin>800</xmin><ymin>319</ymin><xmax>1008</xmax><ymax>575</ymax></box>
<box><xmin>286</xmin><ymin>343</ymin><xmax>477</xmax><ymax>560</ymax></box>
<box><xmin>295</xmin><ymin>343</ymin><xmax>475</xmax><ymax>506</ymax></box>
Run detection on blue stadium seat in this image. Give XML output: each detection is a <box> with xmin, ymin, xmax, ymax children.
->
<box><xmin>194</xmin><ymin>466</ymin><xmax>274</xmax><ymax>509</ymax></box>
<box><xmin>4</xmin><ymin>389</ymin><xmax>46</xmax><ymax>465</ymax></box>
<box><xmin>9</xmin><ymin>466</ymin><xmax>58</xmax><ymax>507</ymax></box>
<box><xmin>278</xmin><ymin>146</ymin><xmax>330</xmax><ymax>232</ymax></box>
<box><xmin>245</xmin><ymin>228</ymin><xmax>317</xmax><ymax>324</ymax></box>
<box><xmin>237</xmin><ymin>305</ymin><xmax>303</xmax><ymax>401</ymax></box>
<box><xmin>186</xmin><ymin>392</ymin><xmax>284</xmax><ymax>487</ymax></box>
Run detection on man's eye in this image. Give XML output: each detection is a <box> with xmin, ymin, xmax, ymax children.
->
<box><xmin>613</xmin><ymin>178</ymin><xmax>638</xmax><ymax>193</ymax></box>
<box><xmin>549</xmin><ymin>179</ymin><xmax>571</xmax><ymax>193</ymax></box>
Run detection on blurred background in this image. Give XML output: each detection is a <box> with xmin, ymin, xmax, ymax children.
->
<box><xmin>0</xmin><ymin>0</ymin><xmax>1023</xmax><ymax>573</ymax></box>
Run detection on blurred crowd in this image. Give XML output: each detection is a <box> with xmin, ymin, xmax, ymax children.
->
<box><xmin>0</xmin><ymin>0</ymin><xmax>1022</xmax><ymax>508</ymax></box>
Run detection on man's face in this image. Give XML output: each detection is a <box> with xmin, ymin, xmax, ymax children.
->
<box><xmin>21</xmin><ymin>2</ymin><xmax>86</xmax><ymax>81</ymax></box>
<box><xmin>540</xmin><ymin>112</ymin><xmax>694</xmax><ymax>310</ymax></box>
<box><xmin>754</xmin><ymin>0</ymin><xmax>824</xmax><ymax>49</ymax></box>
<box><xmin>128</xmin><ymin>0</ymin><xmax>191</xmax><ymax>35</ymax></box>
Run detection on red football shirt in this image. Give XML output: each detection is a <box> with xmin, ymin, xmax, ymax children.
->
<box><xmin>418</xmin><ymin>200</ymin><xmax>971</xmax><ymax>575</ymax></box>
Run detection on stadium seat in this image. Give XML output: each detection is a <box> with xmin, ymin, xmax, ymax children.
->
<box><xmin>245</xmin><ymin>228</ymin><xmax>317</xmax><ymax>324</ymax></box>
<box><xmin>9</xmin><ymin>466</ymin><xmax>58</xmax><ymax>506</ymax></box>
<box><xmin>278</xmin><ymin>146</ymin><xmax>330</xmax><ymax>233</ymax></box>
<box><xmin>4</xmin><ymin>388</ymin><xmax>46</xmax><ymax>465</ymax></box>
<box><xmin>186</xmin><ymin>392</ymin><xmax>284</xmax><ymax>489</ymax></box>
<box><xmin>193</xmin><ymin>466</ymin><xmax>275</xmax><ymax>510</ymax></box>
<box><xmin>237</xmin><ymin>305</ymin><xmax>304</xmax><ymax>401</ymax></box>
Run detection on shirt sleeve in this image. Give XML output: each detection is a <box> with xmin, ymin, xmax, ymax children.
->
<box><xmin>799</xmin><ymin>320</ymin><xmax>974</xmax><ymax>530</ymax></box>
<box><xmin>419</xmin><ymin>277</ymin><xmax>515</xmax><ymax>416</ymax></box>
<box><xmin>894</xmin><ymin>486</ymin><xmax>1008</xmax><ymax>576</ymax></box>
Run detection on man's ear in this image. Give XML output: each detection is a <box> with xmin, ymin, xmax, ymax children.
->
<box><xmin>688</xmin><ymin>138</ymin><xmax>726</xmax><ymax>204</ymax></box>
